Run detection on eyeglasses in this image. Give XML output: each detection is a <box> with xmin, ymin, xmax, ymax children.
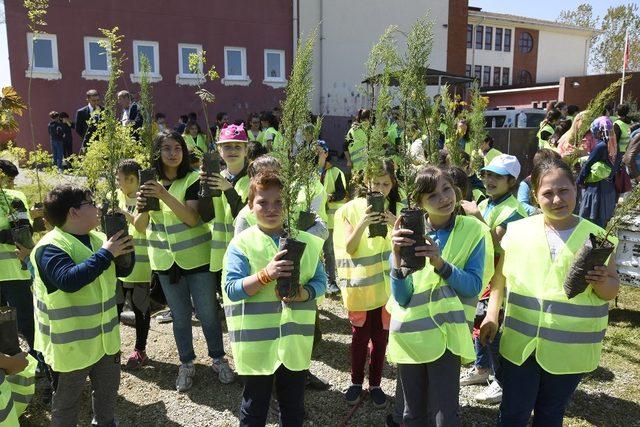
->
<box><xmin>79</xmin><ymin>200</ymin><xmax>97</xmax><ymax>208</ymax></box>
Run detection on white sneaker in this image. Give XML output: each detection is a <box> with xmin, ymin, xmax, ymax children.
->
<box><xmin>460</xmin><ymin>366</ymin><xmax>490</xmax><ymax>386</ymax></box>
<box><xmin>176</xmin><ymin>362</ymin><xmax>195</xmax><ymax>392</ymax></box>
<box><xmin>475</xmin><ymin>380</ymin><xmax>502</xmax><ymax>404</ymax></box>
<box><xmin>212</xmin><ymin>358</ymin><xmax>235</xmax><ymax>384</ymax></box>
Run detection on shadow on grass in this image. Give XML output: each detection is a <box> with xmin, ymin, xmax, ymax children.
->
<box><xmin>583</xmin><ymin>365</ymin><xmax>615</xmax><ymax>382</ymax></box>
<box><xmin>609</xmin><ymin>307</ymin><xmax>640</xmax><ymax>328</ymax></box>
<box><xmin>112</xmin><ymin>398</ymin><xmax>182</xmax><ymax>426</ymax></box>
<box><xmin>566</xmin><ymin>389</ymin><xmax>640</xmax><ymax>426</ymax></box>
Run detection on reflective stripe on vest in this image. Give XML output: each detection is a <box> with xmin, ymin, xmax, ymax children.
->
<box><xmin>0</xmin><ymin>370</ymin><xmax>18</xmax><ymax>425</ymax></box>
<box><xmin>147</xmin><ymin>172</ymin><xmax>211</xmax><ymax>271</ymax></box>
<box><xmin>614</xmin><ymin>119</ymin><xmax>631</xmax><ymax>152</ymax></box>
<box><xmin>500</xmin><ymin>215</ymin><xmax>617</xmax><ymax>374</ymax></box>
<box><xmin>30</xmin><ymin>228</ymin><xmax>120</xmax><ymax>373</ymax></box>
<box><xmin>222</xmin><ymin>226</ymin><xmax>323</xmax><ymax>375</ymax></box>
<box><xmin>210</xmin><ymin>176</ymin><xmax>249</xmax><ymax>272</ymax></box>
<box><xmin>386</xmin><ymin>215</ymin><xmax>493</xmax><ymax>364</ymax></box>
<box><xmin>117</xmin><ymin>190</ymin><xmax>151</xmax><ymax>283</ymax></box>
<box><xmin>0</xmin><ymin>189</ymin><xmax>32</xmax><ymax>281</ymax></box>
<box><xmin>6</xmin><ymin>354</ymin><xmax>37</xmax><ymax>417</ymax></box>
<box><xmin>333</xmin><ymin>198</ymin><xmax>391</xmax><ymax>311</ymax></box>
<box><xmin>323</xmin><ymin>167</ymin><xmax>347</xmax><ymax>229</ymax></box>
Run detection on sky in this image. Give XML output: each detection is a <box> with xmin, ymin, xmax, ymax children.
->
<box><xmin>470</xmin><ymin>0</ymin><xmax>639</xmax><ymax>24</ymax></box>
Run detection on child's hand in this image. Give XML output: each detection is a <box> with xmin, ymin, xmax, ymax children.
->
<box><xmin>461</xmin><ymin>200</ymin><xmax>481</xmax><ymax>218</ymax></box>
<box><xmin>383</xmin><ymin>211</ymin><xmax>396</xmax><ymax>226</ymax></box>
<box><xmin>479</xmin><ymin>316</ymin><xmax>499</xmax><ymax>346</ymax></box>
<box><xmin>202</xmin><ymin>173</ymin><xmax>232</xmax><ymax>192</ymax></box>
<box><xmin>418</xmin><ymin>236</ymin><xmax>444</xmax><ymax>270</ymax></box>
<box><xmin>391</xmin><ymin>216</ymin><xmax>415</xmax><ymax>268</ymax></box>
<box><xmin>102</xmin><ymin>230</ymin><xmax>135</xmax><ymax>258</ymax></box>
<box><xmin>279</xmin><ymin>286</ymin><xmax>310</xmax><ymax>303</ymax></box>
<box><xmin>14</xmin><ymin>243</ymin><xmax>31</xmax><ymax>263</ymax></box>
<box><xmin>4</xmin><ymin>352</ymin><xmax>28</xmax><ymax>375</ymax></box>
<box><xmin>360</xmin><ymin>206</ymin><xmax>382</xmax><ymax>227</ymax></box>
<box><xmin>265</xmin><ymin>250</ymin><xmax>293</xmax><ymax>280</ymax></box>
<box><xmin>140</xmin><ymin>181</ymin><xmax>169</xmax><ymax>201</ymax></box>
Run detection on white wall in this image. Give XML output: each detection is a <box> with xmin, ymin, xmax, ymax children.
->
<box><xmin>536</xmin><ymin>30</ymin><xmax>589</xmax><ymax>83</ymax></box>
<box><xmin>0</xmin><ymin>0</ymin><xmax>11</xmax><ymax>88</ymax></box>
<box><xmin>299</xmin><ymin>0</ymin><xmax>450</xmax><ymax>117</ymax></box>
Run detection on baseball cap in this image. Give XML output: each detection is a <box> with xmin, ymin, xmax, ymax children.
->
<box><xmin>216</xmin><ymin>123</ymin><xmax>248</xmax><ymax>144</ymax></box>
<box><xmin>482</xmin><ymin>154</ymin><xmax>521</xmax><ymax>179</ymax></box>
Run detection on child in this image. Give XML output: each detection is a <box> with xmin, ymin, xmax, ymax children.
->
<box><xmin>0</xmin><ymin>352</ymin><xmax>29</xmax><ymax>425</ymax></box>
<box><xmin>480</xmin><ymin>157</ymin><xmax>619</xmax><ymax>425</ymax></box>
<box><xmin>333</xmin><ymin>159</ymin><xmax>402</xmax><ymax>407</ymax></box>
<box><xmin>246</xmin><ymin>113</ymin><xmax>263</xmax><ymax>143</ymax></box>
<box><xmin>134</xmin><ymin>130</ymin><xmax>233</xmax><ymax>391</ymax></box>
<box><xmin>31</xmin><ymin>185</ymin><xmax>134</xmax><ymax>426</ymax></box>
<box><xmin>115</xmin><ymin>159</ymin><xmax>152</xmax><ymax>369</ymax></box>
<box><xmin>388</xmin><ymin>166</ymin><xmax>493</xmax><ymax>426</ymax></box>
<box><xmin>460</xmin><ymin>154</ymin><xmax>528</xmax><ymax>404</ymax></box>
<box><xmin>259</xmin><ymin>112</ymin><xmax>281</xmax><ymax>152</ymax></box>
<box><xmin>344</xmin><ymin>109</ymin><xmax>370</xmax><ymax>174</ymax></box>
<box><xmin>182</xmin><ymin>120</ymin><xmax>209</xmax><ymax>168</ymax></box>
<box><xmin>537</xmin><ymin>109</ymin><xmax>561</xmax><ymax>150</ymax></box>
<box><xmin>480</xmin><ymin>136</ymin><xmax>502</xmax><ymax>166</ymax></box>
<box><xmin>48</xmin><ymin>111</ymin><xmax>65</xmax><ymax>172</ymax></box>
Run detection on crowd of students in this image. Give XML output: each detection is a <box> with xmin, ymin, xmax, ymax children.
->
<box><xmin>1</xmin><ymin>97</ymin><xmax>635</xmax><ymax>427</ymax></box>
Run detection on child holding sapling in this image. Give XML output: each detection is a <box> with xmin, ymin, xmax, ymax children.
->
<box><xmin>332</xmin><ymin>158</ymin><xmax>402</xmax><ymax>408</ymax></box>
<box><xmin>388</xmin><ymin>166</ymin><xmax>493</xmax><ymax>426</ymax></box>
<box><xmin>480</xmin><ymin>157</ymin><xmax>619</xmax><ymax>426</ymax></box>
<box><xmin>115</xmin><ymin>159</ymin><xmax>152</xmax><ymax>370</ymax></box>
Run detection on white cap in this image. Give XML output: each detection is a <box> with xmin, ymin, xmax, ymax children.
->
<box><xmin>482</xmin><ymin>154</ymin><xmax>521</xmax><ymax>179</ymax></box>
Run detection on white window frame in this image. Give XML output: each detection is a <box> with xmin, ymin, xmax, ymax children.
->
<box><xmin>176</xmin><ymin>43</ymin><xmax>204</xmax><ymax>86</ymax></box>
<box><xmin>263</xmin><ymin>49</ymin><xmax>286</xmax><ymax>88</ymax></box>
<box><xmin>131</xmin><ymin>40</ymin><xmax>162</xmax><ymax>83</ymax></box>
<box><xmin>82</xmin><ymin>36</ymin><xmax>110</xmax><ymax>81</ymax></box>
<box><xmin>222</xmin><ymin>46</ymin><xmax>250</xmax><ymax>87</ymax></box>
<box><xmin>25</xmin><ymin>32</ymin><xmax>61</xmax><ymax>80</ymax></box>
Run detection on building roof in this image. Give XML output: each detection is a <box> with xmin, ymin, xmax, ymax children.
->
<box><xmin>468</xmin><ymin>8</ymin><xmax>598</xmax><ymax>36</ymax></box>
<box><xmin>362</xmin><ymin>68</ymin><xmax>473</xmax><ymax>86</ymax></box>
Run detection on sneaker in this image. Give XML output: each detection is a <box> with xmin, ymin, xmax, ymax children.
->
<box><xmin>345</xmin><ymin>384</ymin><xmax>363</xmax><ymax>405</ymax></box>
<box><xmin>125</xmin><ymin>350</ymin><xmax>149</xmax><ymax>370</ymax></box>
<box><xmin>306</xmin><ymin>371</ymin><xmax>330</xmax><ymax>390</ymax></box>
<box><xmin>474</xmin><ymin>380</ymin><xmax>502</xmax><ymax>404</ymax></box>
<box><xmin>460</xmin><ymin>366</ymin><xmax>490</xmax><ymax>386</ymax></box>
<box><xmin>370</xmin><ymin>386</ymin><xmax>387</xmax><ymax>409</ymax></box>
<box><xmin>327</xmin><ymin>282</ymin><xmax>340</xmax><ymax>294</ymax></box>
<box><xmin>212</xmin><ymin>358</ymin><xmax>235</xmax><ymax>384</ymax></box>
<box><xmin>176</xmin><ymin>362</ymin><xmax>195</xmax><ymax>392</ymax></box>
<box><xmin>156</xmin><ymin>309</ymin><xmax>173</xmax><ymax>324</ymax></box>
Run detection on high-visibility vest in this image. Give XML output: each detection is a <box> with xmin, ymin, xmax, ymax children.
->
<box><xmin>247</xmin><ymin>129</ymin><xmax>263</xmax><ymax>143</ymax></box>
<box><xmin>183</xmin><ymin>134</ymin><xmax>208</xmax><ymax>155</ymax></box>
<box><xmin>260</xmin><ymin>127</ymin><xmax>281</xmax><ymax>147</ymax></box>
<box><xmin>614</xmin><ymin>119</ymin><xmax>631</xmax><ymax>152</ymax></box>
<box><xmin>221</xmin><ymin>226</ymin><xmax>323</xmax><ymax>375</ymax></box>
<box><xmin>0</xmin><ymin>370</ymin><xmax>18</xmax><ymax>426</ymax></box>
<box><xmin>31</xmin><ymin>228</ymin><xmax>120</xmax><ymax>373</ymax></box>
<box><xmin>147</xmin><ymin>171</ymin><xmax>212</xmax><ymax>271</ymax></box>
<box><xmin>537</xmin><ymin>123</ymin><xmax>555</xmax><ymax>149</ymax></box>
<box><xmin>387</xmin><ymin>215</ymin><xmax>493</xmax><ymax>364</ymax></box>
<box><xmin>478</xmin><ymin>194</ymin><xmax>528</xmax><ymax>232</ymax></box>
<box><xmin>116</xmin><ymin>190</ymin><xmax>151</xmax><ymax>283</ymax></box>
<box><xmin>483</xmin><ymin>148</ymin><xmax>503</xmax><ymax>166</ymax></box>
<box><xmin>0</xmin><ymin>189</ymin><xmax>32</xmax><ymax>282</ymax></box>
<box><xmin>322</xmin><ymin>167</ymin><xmax>347</xmax><ymax>229</ymax></box>
<box><xmin>346</xmin><ymin>125</ymin><xmax>368</xmax><ymax>171</ymax></box>
<box><xmin>333</xmin><ymin>198</ymin><xmax>391</xmax><ymax>312</ymax></box>
<box><xmin>6</xmin><ymin>354</ymin><xmax>37</xmax><ymax>417</ymax></box>
<box><xmin>500</xmin><ymin>215</ymin><xmax>617</xmax><ymax>374</ymax></box>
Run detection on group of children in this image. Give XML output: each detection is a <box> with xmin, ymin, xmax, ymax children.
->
<box><xmin>0</xmin><ymin>109</ymin><xmax>623</xmax><ymax>426</ymax></box>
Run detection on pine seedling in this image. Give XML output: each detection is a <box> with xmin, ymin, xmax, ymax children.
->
<box><xmin>441</xmin><ymin>84</ymin><xmax>463</xmax><ymax>167</ymax></box>
<box><xmin>466</xmin><ymin>82</ymin><xmax>489</xmax><ymax>173</ymax></box>
<box><xmin>138</xmin><ymin>55</ymin><xmax>155</xmax><ymax>167</ymax></box>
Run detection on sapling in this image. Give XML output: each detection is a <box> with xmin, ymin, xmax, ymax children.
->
<box><xmin>441</xmin><ymin>84</ymin><xmax>464</xmax><ymax>168</ymax></box>
<box><xmin>466</xmin><ymin>83</ymin><xmax>489</xmax><ymax>173</ymax></box>
<box><xmin>137</xmin><ymin>56</ymin><xmax>160</xmax><ymax>211</ymax></box>
<box><xmin>295</xmin><ymin>116</ymin><xmax>324</xmax><ymax>231</ymax></box>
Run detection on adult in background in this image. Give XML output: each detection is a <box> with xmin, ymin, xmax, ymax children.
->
<box><xmin>117</xmin><ymin>90</ymin><xmax>143</xmax><ymax>138</ymax></box>
<box><xmin>59</xmin><ymin>112</ymin><xmax>74</xmax><ymax>159</ymax></box>
<box><xmin>174</xmin><ymin>115</ymin><xmax>189</xmax><ymax>135</ymax></box>
<box><xmin>210</xmin><ymin>112</ymin><xmax>229</xmax><ymax>141</ymax></box>
<box><xmin>75</xmin><ymin>89</ymin><xmax>102</xmax><ymax>151</ymax></box>
<box><xmin>48</xmin><ymin>111</ymin><xmax>65</xmax><ymax>173</ymax></box>
<box><xmin>154</xmin><ymin>113</ymin><xmax>167</xmax><ymax>133</ymax></box>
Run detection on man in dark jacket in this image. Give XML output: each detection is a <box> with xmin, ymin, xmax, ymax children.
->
<box><xmin>117</xmin><ymin>90</ymin><xmax>143</xmax><ymax>139</ymax></box>
<box><xmin>75</xmin><ymin>89</ymin><xmax>102</xmax><ymax>151</ymax></box>
<box><xmin>59</xmin><ymin>112</ymin><xmax>74</xmax><ymax>158</ymax></box>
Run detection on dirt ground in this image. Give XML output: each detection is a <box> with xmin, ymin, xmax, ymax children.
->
<box><xmin>19</xmin><ymin>286</ymin><xmax>640</xmax><ymax>426</ymax></box>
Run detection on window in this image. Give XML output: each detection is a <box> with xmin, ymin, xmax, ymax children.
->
<box><xmin>176</xmin><ymin>43</ymin><xmax>203</xmax><ymax>85</ymax></box>
<box><xmin>495</xmin><ymin>28</ymin><xmax>503</xmax><ymax>51</ymax></box>
<box><xmin>466</xmin><ymin>25</ymin><xmax>473</xmax><ymax>49</ymax></box>
<box><xmin>493</xmin><ymin>67</ymin><xmax>501</xmax><ymax>86</ymax></box>
<box><xmin>519</xmin><ymin>32</ymin><xmax>533</xmax><ymax>53</ymax></box>
<box><xmin>82</xmin><ymin>37</ymin><xmax>109</xmax><ymax>80</ymax></box>
<box><xmin>502</xmin><ymin>67</ymin><xmax>510</xmax><ymax>85</ymax></box>
<box><xmin>465</xmin><ymin>64</ymin><xmax>472</xmax><ymax>77</ymax></box>
<box><xmin>26</xmin><ymin>33</ymin><xmax>60</xmax><ymax>79</ymax></box>
<box><xmin>504</xmin><ymin>29</ymin><xmax>512</xmax><ymax>52</ymax></box>
<box><xmin>483</xmin><ymin>66</ymin><xmax>491</xmax><ymax>86</ymax></box>
<box><xmin>132</xmin><ymin>41</ymin><xmax>161</xmax><ymax>82</ymax></box>
<box><xmin>475</xmin><ymin>25</ymin><xmax>484</xmax><ymax>50</ymax></box>
<box><xmin>485</xmin><ymin>26</ymin><xmax>493</xmax><ymax>50</ymax></box>
<box><xmin>223</xmin><ymin>47</ymin><xmax>250</xmax><ymax>86</ymax></box>
<box><xmin>518</xmin><ymin>69</ymin><xmax>533</xmax><ymax>85</ymax></box>
<box><xmin>474</xmin><ymin>65</ymin><xmax>482</xmax><ymax>81</ymax></box>
<box><xmin>263</xmin><ymin>49</ymin><xmax>286</xmax><ymax>88</ymax></box>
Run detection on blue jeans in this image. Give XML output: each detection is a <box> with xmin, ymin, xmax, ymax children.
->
<box><xmin>498</xmin><ymin>355</ymin><xmax>582</xmax><ymax>427</ymax></box>
<box><xmin>51</xmin><ymin>139</ymin><xmax>64</xmax><ymax>171</ymax></box>
<box><xmin>474</xmin><ymin>331</ymin><xmax>501</xmax><ymax>375</ymax></box>
<box><xmin>158</xmin><ymin>271</ymin><xmax>225</xmax><ymax>363</ymax></box>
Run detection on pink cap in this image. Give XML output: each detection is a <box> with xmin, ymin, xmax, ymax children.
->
<box><xmin>216</xmin><ymin>123</ymin><xmax>248</xmax><ymax>144</ymax></box>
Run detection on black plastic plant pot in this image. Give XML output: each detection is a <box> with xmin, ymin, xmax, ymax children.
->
<box><xmin>563</xmin><ymin>233</ymin><xmax>615</xmax><ymax>299</ymax></box>
<box><xmin>0</xmin><ymin>306</ymin><xmax>22</xmax><ymax>356</ymax></box>
<box><xmin>366</xmin><ymin>191</ymin><xmax>387</xmax><ymax>238</ymax></box>
<box><xmin>138</xmin><ymin>168</ymin><xmax>160</xmax><ymax>212</ymax></box>
<box><xmin>11</xmin><ymin>225</ymin><xmax>35</xmax><ymax>249</ymax></box>
<box><xmin>199</xmin><ymin>152</ymin><xmax>222</xmax><ymax>198</ymax></box>
<box><xmin>31</xmin><ymin>202</ymin><xmax>46</xmax><ymax>232</ymax></box>
<box><xmin>399</xmin><ymin>208</ymin><xmax>426</xmax><ymax>271</ymax></box>
<box><xmin>296</xmin><ymin>211</ymin><xmax>316</xmax><ymax>232</ymax></box>
<box><xmin>277</xmin><ymin>237</ymin><xmax>307</xmax><ymax>299</ymax></box>
<box><xmin>103</xmin><ymin>212</ymin><xmax>133</xmax><ymax>270</ymax></box>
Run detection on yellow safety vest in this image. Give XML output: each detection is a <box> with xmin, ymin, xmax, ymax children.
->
<box><xmin>222</xmin><ymin>226</ymin><xmax>323</xmax><ymax>375</ymax></box>
<box><xmin>500</xmin><ymin>215</ymin><xmax>617</xmax><ymax>374</ymax></box>
<box><xmin>478</xmin><ymin>194</ymin><xmax>528</xmax><ymax>232</ymax></box>
<box><xmin>0</xmin><ymin>189</ymin><xmax>32</xmax><ymax>282</ymax></box>
<box><xmin>260</xmin><ymin>127</ymin><xmax>282</xmax><ymax>148</ymax></box>
<box><xmin>387</xmin><ymin>215</ymin><xmax>493</xmax><ymax>364</ymax></box>
<box><xmin>31</xmin><ymin>228</ymin><xmax>120</xmax><ymax>373</ymax></box>
<box><xmin>483</xmin><ymin>148</ymin><xmax>503</xmax><ymax>166</ymax></box>
<box><xmin>183</xmin><ymin>134</ymin><xmax>208</xmax><ymax>156</ymax></box>
<box><xmin>147</xmin><ymin>171</ymin><xmax>212</xmax><ymax>271</ymax></box>
<box><xmin>6</xmin><ymin>354</ymin><xmax>37</xmax><ymax>417</ymax></box>
<box><xmin>0</xmin><ymin>369</ymin><xmax>18</xmax><ymax>426</ymax></box>
<box><xmin>537</xmin><ymin>123</ymin><xmax>555</xmax><ymax>149</ymax></box>
<box><xmin>614</xmin><ymin>119</ymin><xmax>631</xmax><ymax>152</ymax></box>
<box><xmin>116</xmin><ymin>190</ymin><xmax>151</xmax><ymax>283</ymax></box>
<box><xmin>247</xmin><ymin>129</ymin><xmax>263</xmax><ymax>143</ymax></box>
<box><xmin>323</xmin><ymin>167</ymin><xmax>347</xmax><ymax>229</ymax></box>
<box><xmin>333</xmin><ymin>198</ymin><xmax>391</xmax><ymax>312</ymax></box>
<box><xmin>346</xmin><ymin>125</ymin><xmax>368</xmax><ymax>172</ymax></box>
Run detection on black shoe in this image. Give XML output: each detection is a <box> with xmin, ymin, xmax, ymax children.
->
<box><xmin>345</xmin><ymin>384</ymin><xmax>363</xmax><ymax>405</ymax></box>
<box><xmin>306</xmin><ymin>371</ymin><xmax>329</xmax><ymax>390</ymax></box>
<box><xmin>41</xmin><ymin>385</ymin><xmax>53</xmax><ymax>409</ymax></box>
<box><xmin>386</xmin><ymin>413</ymin><xmax>400</xmax><ymax>427</ymax></box>
<box><xmin>370</xmin><ymin>387</ymin><xmax>387</xmax><ymax>409</ymax></box>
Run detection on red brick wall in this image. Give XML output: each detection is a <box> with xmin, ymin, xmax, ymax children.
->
<box><xmin>485</xmin><ymin>87</ymin><xmax>559</xmax><ymax>109</ymax></box>
<box><xmin>559</xmin><ymin>72</ymin><xmax>640</xmax><ymax>109</ymax></box>
<box><xmin>4</xmin><ymin>0</ymin><xmax>292</xmax><ymax>151</ymax></box>
<box><xmin>447</xmin><ymin>0</ymin><xmax>468</xmax><ymax>76</ymax></box>
<box><xmin>512</xmin><ymin>27</ymin><xmax>538</xmax><ymax>85</ymax></box>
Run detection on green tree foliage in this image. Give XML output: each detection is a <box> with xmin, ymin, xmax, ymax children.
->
<box><xmin>465</xmin><ymin>82</ymin><xmax>489</xmax><ymax>173</ymax></box>
<box><xmin>138</xmin><ymin>55</ymin><xmax>155</xmax><ymax>166</ymax></box>
<box><xmin>0</xmin><ymin>87</ymin><xmax>26</xmax><ymax>133</ymax></box>
<box><xmin>440</xmin><ymin>84</ymin><xmax>462</xmax><ymax>167</ymax></box>
<box><xmin>189</xmin><ymin>51</ymin><xmax>219</xmax><ymax>144</ymax></box>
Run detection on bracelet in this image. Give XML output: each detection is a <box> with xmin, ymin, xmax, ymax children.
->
<box><xmin>257</xmin><ymin>268</ymin><xmax>272</xmax><ymax>286</ymax></box>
